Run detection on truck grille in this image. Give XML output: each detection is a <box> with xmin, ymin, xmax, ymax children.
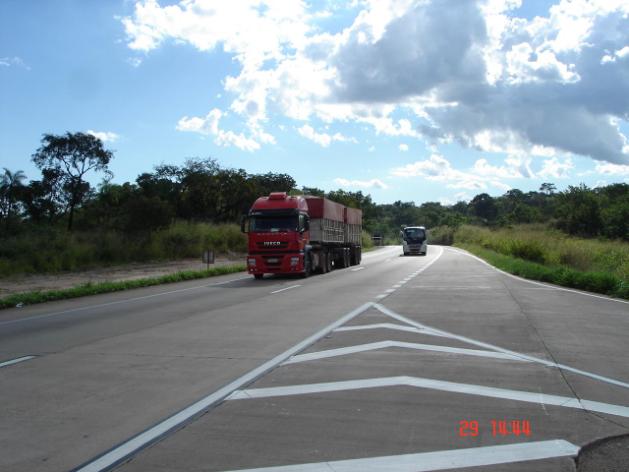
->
<box><xmin>263</xmin><ymin>256</ymin><xmax>283</xmax><ymax>266</ymax></box>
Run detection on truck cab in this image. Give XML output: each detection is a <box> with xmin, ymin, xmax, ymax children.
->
<box><xmin>242</xmin><ymin>192</ymin><xmax>362</xmax><ymax>279</ymax></box>
<box><xmin>401</xmin><ymin>226</ymin><xmax>427</xmax><ymax>256</ymax></box>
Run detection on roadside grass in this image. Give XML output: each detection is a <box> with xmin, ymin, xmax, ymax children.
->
<box><xmin>456</xmin><ymin>244</ymin><xmax>628</xmax><ymax>299</ymax></box>
<box><xmin>0</xmin><ymin>264</ymin><xmax>246</xmax><ymax>310</ymax></box>
<box><xmin>435</xmin><ymin>224</ymin><xmax>628</xmax><ymax>299</ymax></box>
<box><xmin>0</xmin><ymin>222</ymin><xmax>247</xmax><ymax>277</ymax></box>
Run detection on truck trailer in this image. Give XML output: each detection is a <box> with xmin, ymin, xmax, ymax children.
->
<box><xmin>241</xmin><ymin>192</ymin><xmax>362</xmax><ymax>278</ymax></box>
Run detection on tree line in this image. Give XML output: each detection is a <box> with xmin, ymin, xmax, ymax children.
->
<box><xmin>1</xmin><ymin>132</ymin><xmax>627</xmax><ymax>243</ymax></box>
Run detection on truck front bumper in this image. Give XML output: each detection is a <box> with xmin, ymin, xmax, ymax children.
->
<box><xmin>247</xmin><ymin>253</ymin><xmax>304</xmax><ymax>274</ymax></box>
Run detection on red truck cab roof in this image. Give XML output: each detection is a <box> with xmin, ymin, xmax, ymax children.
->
<box><xmin>250</xmin><ymin>192</ymin><xmax>308</xmax><ymax>212</ymax></box>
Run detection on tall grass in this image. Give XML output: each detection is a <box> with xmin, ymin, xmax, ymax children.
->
<box><xmin>0</xmin><ymin>222</ymin><xmax>247</xmax><ymax>277</ymax></box>
<box><xmin>446</xmin><ymin>224</ymin><xmax>628</xmax><ymax>299</ymax></box>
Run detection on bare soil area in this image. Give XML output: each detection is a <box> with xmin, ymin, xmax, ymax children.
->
<box><xmin>0</xmin><ymin>255</ymin><xmax>246</xmax><ymax>297</ymax></box>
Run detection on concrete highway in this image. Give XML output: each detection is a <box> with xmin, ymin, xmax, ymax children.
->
<box><xmin>1</xmin><ymin>246</ymin><xmax>628</xmax><ymax>472</ymax></box>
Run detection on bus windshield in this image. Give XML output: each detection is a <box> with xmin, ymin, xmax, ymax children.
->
<box><xmin>404</xmin><ymin>228</ymin><xmax>425</xmax><ymax>240</ymax></box>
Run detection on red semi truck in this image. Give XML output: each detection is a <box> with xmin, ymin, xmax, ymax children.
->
<box><xmin>241</xmin><ymin>192</ymin><xmax>362</xmax><ymax>279</ymax></box>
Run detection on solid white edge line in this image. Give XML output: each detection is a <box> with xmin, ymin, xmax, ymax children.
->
<box><xmin>0</xmin><ymin>276</ymin><xmax>251</xmax><ymax>327</ymax></box>
<box><xmin>282</xmin><ymin>340</ymin><xmax>530</xmax><ymax>364</ymax></box>
<box><xmin>0</xmin><ymin>355</ymin><xmax>36</xmax><ymax>368</ymax></box>
<box><xmin>270</xmin><ymin>285</ymin><xmax>301</xmax><ymax>294</ymax></box>
<box><xmin>72</xmin><ymin>302</ymin><xmax>375</xmax><ymax>472</ymax></box>
<box><xmin>227</xmin><ymin>375</ymin><xmax>629</xmax><ymax>418</ymax></box>
<box><xmin>447</xmin><ymin>246</ymin><xmax>629</xmax><ymax>305</ymax></box>
<box><xmin>350</xmin><ymin>267</ymin><xmax>365</xmax><ymax>272</ymax></box>
<box><xmin>223</xmin><ymin>440</ymin><xmax>579</xmax><ymax>472</ymax></box>
<box><xmin>374</xmin><ymin>303</ymin><xmax>629</xmax><ymax>390</ymax></box>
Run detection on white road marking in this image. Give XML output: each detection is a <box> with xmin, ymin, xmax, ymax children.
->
<box><xmin>228</xmin><ymin>375</ymin><xmax>629</xmax><ymax>418</ymax></box>
<box><xmin>447</xmin><ymin>247</ymin><xmax>629</xmax><ymax>305</ymax></box>
<box><xmin>393</xmin><ymin>284</ymin><xmax>402</xmax><ymax>288</ymax></box>
<box><xmin>0</xmin><ymin>355</ymin><xmax>36</xmax><ymax>368</ymax></box>
<box><xmin>223</xmin><ymin>440</ymin><xmax>579</xmax><ymax>472</ymax></box>
<box><xmin>270</xmin><ymin>285</ymin><xmax>301</xmax><ymax>294</ymax></box>
<box><xmin>384</xmin><ymin>289</ymin><xmax>396</xmax><ymax>293</ymax></box>
<box><xmin>282</xmin><ymin>340</ymin><xmax>530</xmax><ymax>365</ymax></box>
<box><xmin>375</xmin><ymin>294</ymin><xmax>387</xmax><ymax>299</ymax></box>
<box><xmin>0</xmin><ymin>276</ymin><xmax>252</xmax><ymax>327</ymax></box>
<box><xmin>350</xmin><ymin>267</ymin><xmax>365</xmax><ymax>272</ymax></box>
<box><xmin>374</xmin><ymin>303</ymin><xmax>629</xmax><ymax>390</ymax></box>
<box><xmin>73</xmin><ymin>302</ymin><xmax>375</xmax><ymax>472</ymax></box>
<box><xmin>334</xmin><ymin>322</ymin><xmax>445</xmax><ymax>337</ymax></box>
<box><xmin>411</xmin><ymin>286</ymin><xmax>492</xmax><ymax>290</ymax></box>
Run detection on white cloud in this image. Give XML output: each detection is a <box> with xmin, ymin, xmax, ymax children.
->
<box><xmin>0</xmin><ymin>56</ymin><xmax>30</xmax><ymax>70</ymax></box>
<box><xmin>126</xmin><ymin>57</ymin><xmax>143</xmax><ymax>68</ymax></box>
<box><xmin>391</xmin><ymin>154</ymin><xmax>488</xmax><ymax>190</ymax></box>
<box><xmin>297</xmin><ymin>124</ymin><xmax>356</xmax><ymax>147</ymax></box>
<box><xmin>537</xmin><ymin>157</ymin><xmax>574</xmax><ymax>179</ymax></box>
<box><xmin>176</xmin><ymin>108</ymin><xmax>270</xmax><ymax>151</ymax></box>
<box><xmin>122</xmin><ymin>0</ymin><xmax>629</xmax><ymax>165</ymax></box>
<box><xmin>398</xmin><ymin>143</ymin><xmax>409</xmax><ymax>152</ymax></box>
<box><xmin>594</xmin><ymin>162</ymin><xmax>629</xmax><ymax>176</ymax></box>
<box><xmin>86</xmin><ymin>130</ymin><xmax>120</xmax><ymax>143</ymax></box>
<box><xmin>334</xmin><ymin>178</ymin><xmax>388</xmax><ymax>189</ymax></box>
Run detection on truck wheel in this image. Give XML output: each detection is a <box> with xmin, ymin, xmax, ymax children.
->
<box><xmin>301</xmin><ymin>254</ymin><xmax>311</xmax><ymax>278</ymax></box>
<box><xmin>343</xmin><ymin>248</ymin><xmax>350</xmax><ymax>268</ymax></box>
<box><xmin>326</xmin><ymin>252</ymin><xmax>333</xmax><ymax>272</ymax></box>
<box><xmin>254</xmin><ymin>274</ymin><xmax>264</xmax><ymax>279</ymax></box>
<box><xmin>322</xmin><ymin>252</ymin><xmax>330</xmax><ymax>273</ymax></box>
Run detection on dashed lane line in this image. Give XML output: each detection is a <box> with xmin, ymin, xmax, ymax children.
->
<box><xmin>0</xmin><ymin>355</ymin><xmax>36</xmax><ymax>368</ymax></box>
<box><xmin>270</xmin><ymin>285</ymin><xmax>301</xmax><ymax>294</ymax></box>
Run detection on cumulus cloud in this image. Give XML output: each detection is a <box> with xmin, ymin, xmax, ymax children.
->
<box><xmin>334</xmin><ymin>178</ymin><xmax>388</xmax><ymax>189</ymax></box>
<box><xmin>537</xmin><ymin>157</ymin><xmax>574</xmax><ymax>179</ymax></box>
<box><xmin>594</xmin><ymin>162</ymin><xmax>629</xmax><ymax>176</ymax></box>
<box><xmin>87</xmin><ymin>130</ymin><xmax>119</xmax><ymax>143</ymax></box>
<box><xmin>176</xmin><ymin>108</ymin><xmax>272</xmax><ymax>151</ymax></box>
<box><xmin>398</xmin><ymin>143</ymin><xmax>409</xmax><ymax>152</ymax></box>
<box><xmin>122</xmin><ymin>0</ymin><xmax>629</xmax><ymax>164</ymax></box>
<box><xmin>297</xmin><ymin>125</ymin><xmax>356</xmax><ymax>147</ymax></box>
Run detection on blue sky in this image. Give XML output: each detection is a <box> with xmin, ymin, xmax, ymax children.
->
<box><xmin>2</xmin><ymin>0</ymin><xmax>629</xmax><ymax>205</ymax></box>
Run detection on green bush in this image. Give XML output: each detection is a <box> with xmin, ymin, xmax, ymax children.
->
<box><xmin>427</xmin><ymin>226</ymin><xmax>455</xmax><ymax>245</ymax></box>
<box><xmin>0</xmin><ymin>222</ymin><xmax>247</xmax><ymax>277</ymax></box>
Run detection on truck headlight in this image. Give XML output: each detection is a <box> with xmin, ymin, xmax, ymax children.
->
<box><xmin>290</xmin><ymin>256</ymin><xmax>299</xmax><ymax>266</ymax></box>
<box><xmin>248</xmin><ymin>258</ymin><xmax>256</xmax><ymax>266</ymax></box>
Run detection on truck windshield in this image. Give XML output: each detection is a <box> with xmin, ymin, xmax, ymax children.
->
<box><xmin>250</xmin><ymin>216</ymin><xmax>298</xmax><ymax>232</ymax></box>
<box><xmin>404</xmin><ymin>228</ymin><xmax>425</xmax><ymax>240</ymax></box>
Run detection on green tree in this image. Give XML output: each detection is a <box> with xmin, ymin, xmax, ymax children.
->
<box><xmin>32</xmin><ymin>132</ymin><xmax>114</xmax><ymax>230</ymax></box>
<box><xmin>556</xmin><ymin>184</ymin><xmax>602</xmax><ymax>237</ymax></box>
<box><xmin>0</xmin><ymin>168</ymin><xmax>26</xmax><ymax>230</ymax></box>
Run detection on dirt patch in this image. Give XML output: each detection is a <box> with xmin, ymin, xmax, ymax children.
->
<box><xmin>0</xmin><ymin>255</ymin><xmax>246</xmax><ymax>297</ymax></box>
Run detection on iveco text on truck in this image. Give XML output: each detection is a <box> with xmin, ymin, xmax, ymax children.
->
<box><xmin>241</xmin><ymin>192</ymin><xmax>362</xmax><ymax>278</ymax></box>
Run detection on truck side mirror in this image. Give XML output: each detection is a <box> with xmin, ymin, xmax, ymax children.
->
<box><xmin>240</xmin><ymin>216</ymin><xmax>249</xmax><ymax>233</ymax></box>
